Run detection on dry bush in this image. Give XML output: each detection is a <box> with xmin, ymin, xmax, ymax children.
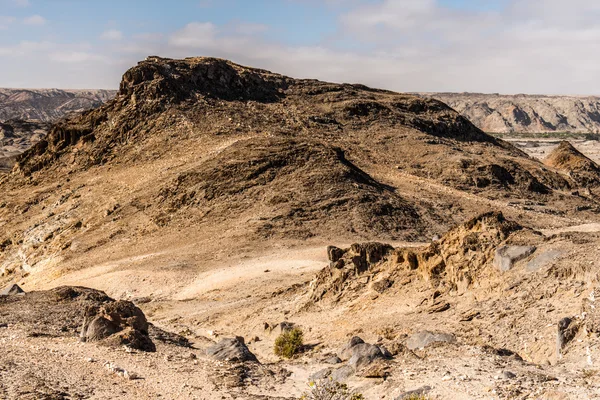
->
<box><xmin>274</xmin><ymin>327</ymin><xmax>304</xmax><ymax>359</ymax></box>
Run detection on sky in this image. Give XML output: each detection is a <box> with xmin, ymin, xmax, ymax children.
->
<box><xmin>0</xmin><ymin>0</ymin><xmax>599</xmax><ymax>94</ymax></box>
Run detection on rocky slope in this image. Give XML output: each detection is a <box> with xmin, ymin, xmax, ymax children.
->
<box><xmin>425</xmin><ymin>93</ymin><xmax>600</xmax><ymax>134</ymax></box>
<box><xmin>0</xmin><ymin>88</ymin><xmax>116</xmax><ymax>122</ymax></box>
<box><xmin>1</xmin><ymin>57</ymin><xmax>600</xmax><ymax>399</ymax></box>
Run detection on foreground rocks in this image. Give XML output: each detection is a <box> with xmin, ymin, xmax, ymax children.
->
<box><xmin>206</xmin><ymin>337</ymin><xmax>258</xmax><ymax>363</ymax></box>
<box><xmin>81</xmin><ymin>300</ymin><xmax>155</xmax><ymax>352</ymax></box>
<box><xmin>0</xmin><ymin>286</ymin><xmax>155</xmax><ymax>351</ymax></box>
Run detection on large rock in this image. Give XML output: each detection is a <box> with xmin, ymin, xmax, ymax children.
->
<box><xmin>347</xmin><ymin>343</ymin><xmax>385</xmax><ymax>370</ymax></box>
<box><xmin>206</xmin><ymin>337</ymin><xmax>258</xmax><ymax>363</ymax></box>
<box><xmin>494</xmin><ymin>245</ymin><xmax>536</xmax><ymax>272</ymax></box>
<box><xmin>334</xmin><ymin>336</ymin><xmax>389</xmax><ymax>380</ymax></box>
<box><xmin>0</xmin><ymin>284</ymin><xmax>24</xmax><ymax>296</ymax></box>
<box><xmin>80</xmin><ymin>300</ymin><xmax>155</xmax><ymax>352</ymax></box>
<box><xmin>406</xmin><ymin>331</ymin><xmax>456</xmax><ymax>350</ymax></box>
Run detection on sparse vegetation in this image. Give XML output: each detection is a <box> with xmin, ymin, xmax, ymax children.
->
<box><xmin>274</xmin><ymin>327</ymin><xmax>304</xmax><ymax>359</ymax></box>
<box><xmin>300</xmin><ymin>379</ymin><xmax>364</xmax><ymax>400</ymax></box>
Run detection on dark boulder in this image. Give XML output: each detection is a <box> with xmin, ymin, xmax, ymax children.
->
<box><xmin>206</xmin><ymin>337</ymin><xmax>258</xmax><ymax>363</ymax></box>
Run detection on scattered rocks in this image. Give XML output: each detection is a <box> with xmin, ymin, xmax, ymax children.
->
<box><xmin>503</xmin><ymin>371</ymin><xmax>517</xmax><ymax>379</ymax></box>
<box><xmin>332</xmin><ymin>336</ymin><xmax>390</xmax><ymax>380</ymax></box>
<box><xmin>406</xmin><ymin>331</ymin><xmax>456</xmax><ymax>350</ymax></box>
<box><xmin>494</xmin><ymin>245</ymin><xmax>536</xmax><ymax>272</ymax></box>
<box><xmin>104</xmin><ymin>362</ymin><xmax>139</xmax><ymax>380</ymax></box>
<box><xmin>206</xmin><ymin>337</ymin><xmax>258</xmax><ymax>363</ymax></box>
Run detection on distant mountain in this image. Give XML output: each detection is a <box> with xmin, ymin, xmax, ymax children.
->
<box><xmin>0</xmin><ymin>88</ymin><xmax>117</xmax><ymax>122</ymax></box>
<box><xmin>0</xmin><ymin>89</ymin><xmax>116</xmax><ymax>168</ymax></box>
<box><xmin>423</xmin><ymin>93</ymin><xmax>600</xmax><ymax>134</ymax></box>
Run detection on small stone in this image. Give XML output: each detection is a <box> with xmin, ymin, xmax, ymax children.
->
<box><xmin>503</xmin><ymin>371</ymin><xmax>517</xmax><ymax>379</ymax></box>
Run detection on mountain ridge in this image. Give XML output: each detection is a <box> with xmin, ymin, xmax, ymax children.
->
<box><xmin>422</xmin><ymin>92</ymin><xmax>600</xmax><ymax>134</ymax></box>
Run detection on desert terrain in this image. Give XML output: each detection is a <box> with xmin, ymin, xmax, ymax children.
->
<box><xmin>1</xmin><ymin>57</ymin><xmax>600</xmax><ymax>399</ymax></box>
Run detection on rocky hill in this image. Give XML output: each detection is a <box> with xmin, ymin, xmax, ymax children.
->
<box><xmin>2</xmin><ymin>57</ymin><xmax>600</xmax><ymax>399</ymax></box>
<box><xmin>425</xmin><ymin>92</ymin><xmax>600</xmax><ymax>134</ymax></box>
<box><xmin>0</xmin><ymin>88</ymin><xmax>116</xmax><ymax>122</ymax></box>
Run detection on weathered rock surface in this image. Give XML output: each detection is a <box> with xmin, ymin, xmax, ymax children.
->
<box><xmin>494</xmin><ymin>245</ymin><xmax>536</xmax><ymax>272</ymax></box>
<box><xmin>206</xmin><ymin>337</ymin><xmax>258</xmax><ymax>362</ymax></box>
<box><xmin>81</xmin><ymin>300</ymin><xmax>155</xmax><ymax>352</ymax></box>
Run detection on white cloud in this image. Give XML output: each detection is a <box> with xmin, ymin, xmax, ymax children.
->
<box><xmin>5</xmin><ymin>1</ymin><xmax>600</xmax><ymax>94</ymax></box>
<box><xmin>49</xmin><ymin>51</ymin><xmax>106</xmax><ymax>64</ymax></box>
<box><xmin>233</xmin><ymin>22</ymin><xmax>268</xmax><ymax>35</ymax></box>
<box><xmin>23</xmin><ymin>14</ymin><xmax>45</xmax><ymax>25</ymax></box>
<box><xmin>100</xmin><ymin>29</ymin><xmax>123</xmax><ymax>41</ymax></box>
<box><xmin>169</xmin><ymin>22</ymin><xmax>217</xmax><ymax>48</ymax></box>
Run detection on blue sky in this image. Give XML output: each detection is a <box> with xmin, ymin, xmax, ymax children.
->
<box><xmin>1</xmin><ymin>0</ymin><xmax>599</xmax><ymax>94</ymax></box>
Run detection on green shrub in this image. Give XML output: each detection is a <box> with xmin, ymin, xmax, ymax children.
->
<box><xmin>274</xmin><ymin>327</ymin><xmax>304</xmax><ymax>358</ymax></box>
<box><xmin>300</xmin><ymin>379</ymin><xmax>364</xmax><ymax>400</ymax></box>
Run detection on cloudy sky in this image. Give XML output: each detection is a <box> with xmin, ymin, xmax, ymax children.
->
<box><xmin>0</xmin><ymin>0</ymin><xmax>598</xmax><ymax>94</ymax></box>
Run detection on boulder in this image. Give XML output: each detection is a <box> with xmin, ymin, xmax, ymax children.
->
<box><xmin>0</xmin><ymin>284</ymin><xmax>24</xmax><ymax>296</ymax></box>
<box><xmin>406</xmin><ymin>331</ymin><xmax>456</xmax><ymax>350</ymax></box>
<box><xmin>494</xmin><ymin>246</ymin><xmax>536</xmax><ymax>272</ymax></box>
<box><xmin>339</xmin><ymin>336</ymin><xmax>365</xmax><ymax>360</ymax></box>
<box><xmin>206</xmin><ymin>337</ymin><xmax>258</xmax><ymax>363</ymax></box>
<box><xmin>347</xmin><ymin>343</ymin><xmax>385</xmax><ymax>370</ymax></box>
<box><xmin>80</xmin><ymin>300</ymin><xmax>155</xmax><ymax>352</ymax></box>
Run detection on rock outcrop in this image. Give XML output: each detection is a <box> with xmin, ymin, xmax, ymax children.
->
<box><xmin>206</xmin><ymin>337</ymin><xmax>258</xmax><ymax>362</ymax></box>
<box><xmin>0</xmin><ymin>286</ymin><xmax>155</xmax><ymax>351</ymax></box>
<box><xmin>81</xmin><ymin>300</ymin><xmax>155</xmax><ymax>352</ymax></box>
<box><xmin>310</xmin><ymin>212</ymin><xmax>544</xmax><ymax>303</ymax></box>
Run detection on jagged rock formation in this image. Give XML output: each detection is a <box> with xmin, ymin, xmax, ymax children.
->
<box><xmin>544</xmin><ymin>140</ymin><xmax>600</xmax><ymax>186</ymax></box>
<box><xmin>0</xmin><ymin>88</ymin><xmax>116</xmax><ymax>122</ymax></box>
<box><xmin>309</xmin><ymin>212</ymin><xmax>543</xmax><ymax>303</ymax></box>
<box><xmin>424</xmin><ymin>93</ymin><xmax>600</xmax><ymax>134</ymax></box>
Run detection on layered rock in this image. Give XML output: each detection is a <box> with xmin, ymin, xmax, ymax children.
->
<box><xmin>424</xmin><ymin>92</ymin><xmax>600</xmax><ymax>134</ymax></box>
